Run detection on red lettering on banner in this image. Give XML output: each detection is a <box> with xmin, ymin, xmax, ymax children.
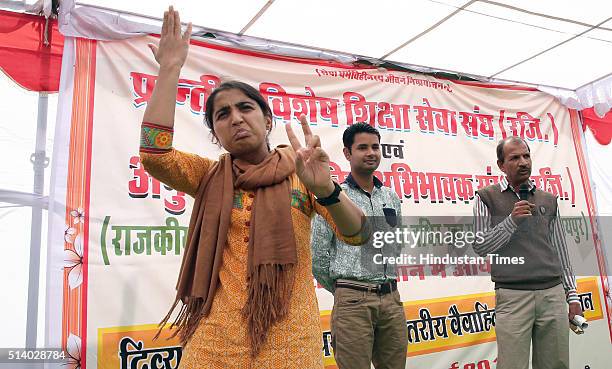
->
<box><xmin>181</xmin><ymin>75</ymin><xmax>221</xmax><ymax>115</ymax></box>
<box><xmin>335</xmin><ymin>161</ymin><xmax>571</xmax><ymax>205</ymax></box>
<box><xmin>459</xmin><ymin>106</ymin><xmax>495</xmax><ymax>140</ymax></box>
<box><xmin>382</xmin><ymin>163</ymin><xmax>419</xmax><ymax>202</ymax></box>
<box><xmin>130</xmin><ymin>72</ymin><xmax>220</xmax><ymax>115</ymax></box>
<box><xmin>497</xmin><ymin>109</ymin><xmax>507</xmax><ymax>139</ymax></box>
<box><xmin>164</xmin><ymin>192</ymin><xmax>187</xmax><ymax>216</ymax></box>
<box><xmin>532</xmin><ymin>167</ymin><xmax>559</xmax><ymax>194</ymax></box>
<box><xmin>565</xmin><ymin>167</ymin><xmax>575</xmax><ymax>207</ymax></box>
<box><xmin>343</xmin><ymin>92</ymin><xmax>411</xmax><ymax>131</ymax></box>
<box><xmin>329</xmin><ymin>161</ymin><xmax>350</xmax><ymax>184</ymax></box>
<box><xmin>259</xmin><ymin>83</ymin><xmax>340</xmax><ymax>125</ymax></box>
<box><xmin>453</xmin><ymin>264</ymin><xmax>479</xmax><ymax>276</ymax></box>
<box><xmin>505</xmin><ymin>112</ymin><xmax>544</xmax><ymax>141</ymax></box>
<box><xmin>449</xmin><ymin>358</ymin><xmax>497</xmax><ymax>369</ymax></box>
<box><xmin>438</xmin><ymin>173</ymin><xmax>474</xmax><ymax>204</ymax></box>
<box><xmin>415</xmin><ymin>98</ymin><xmax>457</xmax><ymax>136</ymax></box>
<box><xmin>385</xmin><ymin>74</ymin><xmax>403</xmax><ymax>84</ymax></box>
<box><xmin>130</xmin><ymin>72</ymin><xmax>156</xmax><ymax>106</ymax></box>
<box><xmin>377</xmin><ymin>102</ymin><xmax>411</xmax><ymax>131</ymax></box>
<box><xmin>129</xmin><ymin>70</ymin><xmax>561</xmax><ymax>148</ymax></box>
<box><xmin>408</xmin><ymin>265</ymin><xmax>426</xmax><ymax>280</ymax></box>
<box><xmin>416</xmin><ymin>172</ymin><xmax>475</xmax><ymax>204</ymax></box>
<box><xmin>418</xmin><ymin>172</ymin><xmax>445</xmax><ymax>203</ymax></box>
<box><xmin>396</xmin><ymin>265</ymin><xmax>426</xmax><ymax>281</ymax></box>
<box><xmin>130</xmin><ymin>71</ymin><xmax>560</xmax><ymax>148</ymax></box>
<box><xmin>128</xmin><ymin>156</ymin><xmax>152</xmax><ymax>198</ymax></box>
<box><xmin>431</xmin><ymin>264</ymin><xmax>447</xmax><ymax>278</ymax></box>
<box><xmin>479</xmin><ymin>261</ymin><xmax>491</xmax><ymax>274</ymax></box>
<box><xmin>532</xmin><ymin>167</ymin><xmax>565</xmax><ymax>199</ymax></box>
<box><xmin>337</xmin><ymin>70</ymin><xmax>384</xmax><ymax>82</ymax></box>
<box><xmin>474</xmin><ymin>166</ymin><xmax>501</xmax><ymax>190</ymax></box>
<box><xmin>259</xmin><ymin>82</ymin><xmax>291</xmax><ymax>121</ymax></box>
<box><xmin>397</xmin><ymin>265</ymin><xmax>409</xmax><ymax>282</ymax></box>
<box><xmin>442</xmin><ymin>174</ymin><xmax>458</xmax><ymax>203</ymax></box>
<box><xmin>315</xmin><ymin>68</ymin><xmax>454</xmax><ymax>92</ymax></box>
<box><xmin>452</xmin><ymin>261</ymin><xmax>491</xmax><ymax>276</ymax></box>
<box><xmin>129</xmin><ymin>156</ymin><xmax>186</xmax><ymax>215</ymax></box>
<box><xmin>548</xmin><ymin>112</ymin><xmax>559</xmax><ymax>146</ymax></box>
<box><xmin>343</xmin><ymin>91</ymin><xmax>377</xmax><ymax>126</ymax></box>
<box><xmin>453</xmin><ymin>174</ymin><xmax>476</xmax><ymax>204</ymax></box>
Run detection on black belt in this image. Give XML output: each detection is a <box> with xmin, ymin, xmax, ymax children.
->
<box><xmin>335</xmin><ymin>279</ymin><xmax>397</xmax><ymax>295</ymax></box>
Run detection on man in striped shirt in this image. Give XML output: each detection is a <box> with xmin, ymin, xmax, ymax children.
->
<box><xmin>472</xmin><ymin>136</ymin><xmax>582</xmax><ymax>369</ymax></box>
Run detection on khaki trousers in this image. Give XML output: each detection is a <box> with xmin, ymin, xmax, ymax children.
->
<box><xmin>495</xmin><ymin>284</ymin><xmax>569</xmax><ymax>369</ymax></box>
<box><xmin>331</xmin><ymin>284</ymin><xmax>408</xmax><ymax>369</ymax></box>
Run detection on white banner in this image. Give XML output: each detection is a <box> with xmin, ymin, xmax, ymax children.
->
<box><xmin>46</xmin><ymin>36</ymin><xmax>611</xmax><ymax>369</ymax></box>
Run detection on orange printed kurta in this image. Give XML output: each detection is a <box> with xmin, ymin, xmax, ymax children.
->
<box><xmin>141</xmin><ymin>149</ymin><xmax>358</xmax><ymax>369</ymax></box>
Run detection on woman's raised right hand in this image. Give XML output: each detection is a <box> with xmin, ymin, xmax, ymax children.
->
<box><xmin>148</xmin><ymin>6</ymin><xmax>192</xmax><ymax>69</ymax></box>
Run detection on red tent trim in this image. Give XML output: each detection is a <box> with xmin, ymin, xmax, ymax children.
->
<box><xmin>582</xmin><ymin>107</ymin><xmax>612</xmax><ymax>146</ymax></box>
<box><xmin>0</xmin><ymin>9</ymin><xmax>64</xmax><ymax>92</ymax></box>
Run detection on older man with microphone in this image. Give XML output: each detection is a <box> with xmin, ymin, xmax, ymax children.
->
<box><xmin>472</xmin><ymin>136</ymin><xmax>583</xmax><ymax>369</ymax></box>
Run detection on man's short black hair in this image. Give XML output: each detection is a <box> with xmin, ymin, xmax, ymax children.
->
<box><xmin>343</xmin><ymin>123</ymin><xmax>381</xmax><ymax>151</ymax></box>
<box><xmin>496</xmin><ymin>136</ymin><xmax>531</xmax><ymax>163</ymax></box>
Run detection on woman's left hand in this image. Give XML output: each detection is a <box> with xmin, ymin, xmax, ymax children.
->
<box><xmin>285</xmin><ymin>115</ymin><xmax>335</xmax><ymax>198</ymax></box>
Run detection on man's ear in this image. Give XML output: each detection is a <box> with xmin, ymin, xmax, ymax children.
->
<box><xmin>343</xmin><ymin>147</ymin><xmax>351</xmax><ymax>161</ymax></box>
<box><xmin>497</xmin><ymin>159</ymin><xmax>505</xmax><ymax>174</ymax></box>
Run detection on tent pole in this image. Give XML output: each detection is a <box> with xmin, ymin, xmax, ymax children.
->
<box><xmin>26</xmin><ymin>92</ymin><xmax>49</xmax><ymax>349</ymax></box>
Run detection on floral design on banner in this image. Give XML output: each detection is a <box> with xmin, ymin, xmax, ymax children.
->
<box><xmin>70</xmin><ymin>207</ymin><xmax>85</xmax><ymax>224</ymax></box>
<box><xmin>64</xmin><ymin>235</ymin><xmax>83</xmax><ymax>289</ymax></box>
<box><xmin>64</xmin><ymin>206</ymin><xmax>85</xmax><ymax>289</ymax></box>
<box><xmin>65</xmin><ymin>333</ymin><xmax>81</xmax><ymax>369</ymax></box>
<box><xmin>64</xmin><ymin>226</ymin><xmax>77</xmax><ymax>244</ymax></box>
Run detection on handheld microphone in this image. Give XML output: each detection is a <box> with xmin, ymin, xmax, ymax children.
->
<box><xmin>571</xmin><ymin>315</ymin><xmax>588</xmax><ymax>330</ymax></box>
<box><xmin>517</xmin><ymin>184</ymin><xmax>532</xmax><ymax>232</ymax></box>
<box><xmin>570</xmin><ymin>315</ymin><xmax>588</xmax><ymax>335</ymax></box>
<box><xmin>518</xmin><ymin>183</ymin><xmax>530</xmax><ymax>201</ymax></box>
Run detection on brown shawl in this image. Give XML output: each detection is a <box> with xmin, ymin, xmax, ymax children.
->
<box><xmin>156</xmin><ymin>145</ymin><xmax>298</xmax><ymax>357</ymax></box>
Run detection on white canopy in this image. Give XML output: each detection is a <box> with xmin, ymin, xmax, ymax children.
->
<box><xmin>39</xmin><ymin>0</ymin><xmax>607</xmax><ymax>115</ymax></box>
<box><xmin>67</xmin><ymin>0</ymin><xmax>612</xmax><ymax>91</ymax></box>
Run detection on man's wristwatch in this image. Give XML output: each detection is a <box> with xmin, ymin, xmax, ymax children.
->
<box><xmin>315</xmin><ymin>182</ymin><xmax>342</xmax><ymax>206</ymax></box>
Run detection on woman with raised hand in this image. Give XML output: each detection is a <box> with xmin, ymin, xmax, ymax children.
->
<box><xmin>141</xmin><ymin>7</ymin><xmax>367</xmax><ymax>368</ymax></box>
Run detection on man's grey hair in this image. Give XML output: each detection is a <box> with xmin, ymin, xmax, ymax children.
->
<box><xmin>496</xmin><ymin>136</ymin><xmax>531</xmax><ymax>163</ymax></box>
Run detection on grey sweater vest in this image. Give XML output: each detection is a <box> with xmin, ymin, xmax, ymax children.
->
<box><xmin>477</xmin><ymin>184</ymin><xmax>562</xmax><ymax>290</ymax></box>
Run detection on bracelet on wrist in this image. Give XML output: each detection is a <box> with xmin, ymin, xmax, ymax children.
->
<box><xmin>315</xmin><ymin>182</ymin><xmax>342</xmax><ymax>206</ymax></box>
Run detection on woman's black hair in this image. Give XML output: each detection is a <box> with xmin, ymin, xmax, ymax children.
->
<box><xmin>204</xmin><ymin>81</ymin><xmax>273</xmax><ymax>147</ymax></box>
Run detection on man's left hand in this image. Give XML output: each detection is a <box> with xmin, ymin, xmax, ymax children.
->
<box><xmin>568</xmin><ymin>301</ymin><xmax>583</xmax><ymax>322</ymax></box>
